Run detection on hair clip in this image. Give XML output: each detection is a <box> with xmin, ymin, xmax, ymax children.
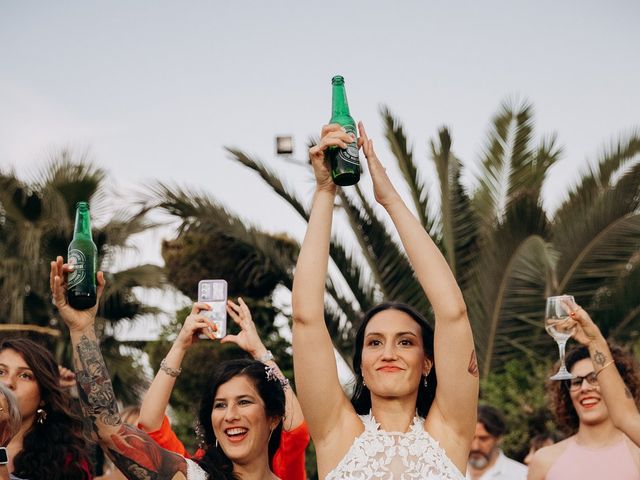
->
<box><xmin>264</xmin><ymin>365</ymin><xmax>290</xmax><ymax>390</ymax></box>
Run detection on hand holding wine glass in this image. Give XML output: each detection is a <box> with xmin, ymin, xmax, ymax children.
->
<box><xmin>545</xmin><ymin>294</ymin><xmax>576</xmax><ymax>380</ymax></box>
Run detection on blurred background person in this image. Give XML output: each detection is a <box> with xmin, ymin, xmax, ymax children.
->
<box><xmin>467</xmin><ymin>404</ymin><xmax>527</xmax><ymax>479</ymax></box>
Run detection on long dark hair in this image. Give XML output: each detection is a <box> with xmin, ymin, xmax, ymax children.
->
<box><xmin>0</xmin><ymin>338</ymin><xmax>89</xmax><ymax>480</ymax></box>
<box><xmin>351</xmin><ymin>302</ymin><xmax>437</xmax><ymax>418</ymax></box>
<box><xmin>197</xmin><ymin>359</ymin><xmax>285</xmax><ymax>479</ymax></box>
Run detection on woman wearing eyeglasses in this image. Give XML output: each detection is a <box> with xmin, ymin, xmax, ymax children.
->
<box><xmin>527</xmin><ymin>304</ymin><xmax>640</xmax><ymax>479</ymax></box>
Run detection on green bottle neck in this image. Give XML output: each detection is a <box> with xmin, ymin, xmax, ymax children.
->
<box><xmin>331</xmin><ymin>82</ymin><xmax>351</xmax><ymax>119</ymax></box>
<box><xmin>73</xmin><ymin>205</ymin><xmax>93</xmax><ymax>239</ymax></box>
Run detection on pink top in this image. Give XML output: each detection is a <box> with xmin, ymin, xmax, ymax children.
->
<box><xmin>547</xmin><ymin>438</ymin><xmax>639</xmax><ymax>480</ymax></box>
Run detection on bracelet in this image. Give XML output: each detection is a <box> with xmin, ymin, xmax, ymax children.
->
<box><xmin>257</xmin><ymin>350</ymin><xmax>274</xmax><ymax>363</ymax></box>
<box><xmin>595</xmin><ymin>360</ymin><xmax>615</xmax><ymax>378</ymax></box>
<box><xmin>160</xmin><ymin>358</ymin><xmax>182</xmax><ymax>377</ymax></box>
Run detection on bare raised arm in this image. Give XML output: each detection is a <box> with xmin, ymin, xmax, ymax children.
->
<box><xmin>291</xmin><ymin>124</ymin><xmax>357</xmax><ymax>444</ymax></box>
<box><xmin>138</xmin><ymin>302</ymin><xmax>215</xmax><ymax>433</ymax></box>
<box><xmin>567</xmin><ymin>300</ymin><xmax>640</xmax><ymax>447</ymax></box>
<box><xmin>359</xmin><ymin>122</ymin><xmax>478</xmax><ymax>443</ymax></box>
<box><xmin>223</xmin><ymin>298</ymin><xmax>305</xmax><ymax>431</ymax></box>
<box><xmin>51</xmin><ymin>257</ymin><xmax>189</xmax><ymax>480</ymax></box>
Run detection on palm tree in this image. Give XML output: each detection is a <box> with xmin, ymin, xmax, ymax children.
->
<box><xmin>154</xmin><ymin>100</ymin><xmax>640</xmax><ymax>378</ymax></box>
<box><xmin>0</xmin><ymin>152</ymin><xmax>165</xmax><ymax>403</ymax></box>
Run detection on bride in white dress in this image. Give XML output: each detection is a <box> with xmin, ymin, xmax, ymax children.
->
<box><xmin>292</xmin><ymin>122</ymin><xmax>479</xmax><ymax>479</ymax></box>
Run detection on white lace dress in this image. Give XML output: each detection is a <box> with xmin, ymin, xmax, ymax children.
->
<box><xmin>326</xmin><ymin>413</ymin><xmax>465</xmax><ymax>480</ymax></box>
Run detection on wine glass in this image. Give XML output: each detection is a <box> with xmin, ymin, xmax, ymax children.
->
<box><xmin>545</xmin><ymin>295</ymin><xmax>576</xmax><ymax>380</ymax></box>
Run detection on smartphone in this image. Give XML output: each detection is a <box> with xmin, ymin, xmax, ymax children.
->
<box><xmin>197</xmin><ymin>279</ymin><xmax>227</xmax><ymax>339</ymax></box>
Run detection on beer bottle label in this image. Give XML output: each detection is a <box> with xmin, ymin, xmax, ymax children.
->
<box><xmin>67</xmin><ymin>249</ymin><xmax>87</xmax><ymax>289</ymax></box>
<box><xmin>338</xmin><ymin>125</ymin><xmax>360</xmax><ymax>166</ymax></box>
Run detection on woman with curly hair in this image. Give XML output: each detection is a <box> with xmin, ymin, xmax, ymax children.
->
<box><xmin>527</xmin><ymin>303</ymin><xmax>640</xmax><ymax>479</ymax></box>
<box><xmin>0</xmin><ymin>338</ymin><xmax>91</xmax><ymax>479</ymax></box>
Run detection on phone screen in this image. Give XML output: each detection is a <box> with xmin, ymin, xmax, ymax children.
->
<box><xmin>198</xmin><ymin>279</ymin><xmax>227</xmax><ymax>338</ymax></box>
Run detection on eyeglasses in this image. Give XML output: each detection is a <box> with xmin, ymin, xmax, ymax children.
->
<box><xmin>564</xmin><ymin>372</ymin><xmax>599</xmax><ymax>391</ymax></box>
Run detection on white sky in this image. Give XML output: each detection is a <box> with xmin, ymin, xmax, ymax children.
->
<box><xmin>2</xmin><ymin>1</ymin><xmax>639</xmax><ymax>339</ymax></box>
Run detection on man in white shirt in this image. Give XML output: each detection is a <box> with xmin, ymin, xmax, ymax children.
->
<box><xmin>466</xmin><ymin>405</ymin><xmax>527</xmax><ymax>480</ymax></box>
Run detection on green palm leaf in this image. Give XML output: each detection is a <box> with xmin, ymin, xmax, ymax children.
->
<box><xmin>381</xmin><ymin>106</ymin><xmax>434</xmax><ymax>232</ymax></box>
<box><xmin>225</xmin><ymin>148</ymin><xmax>309</xmax><ymax>220</ymax></box>
<box><xmin>472</xmin><ymin>193</ymin><xmax>554</xmax><ymax>375</ymax></box>
<box><xmin>430</xmin><ymin>127</ymin><xmax>478</xmax><ymax>284</ymax></box>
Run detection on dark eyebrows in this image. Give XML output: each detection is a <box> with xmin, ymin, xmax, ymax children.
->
<box><xmin>365</xmin><ymin>331</ymin><xmax>419</xmax><ymax>338</ymax></box>
<box><xmin>214</xmin><ymin>394</ymin><xmax>256</xmax><ymax>402</ymax></box>
<box><xmin>0</xmin><ymin>363</ymin><xmax>32</xmax><ymax>372</ymax></box>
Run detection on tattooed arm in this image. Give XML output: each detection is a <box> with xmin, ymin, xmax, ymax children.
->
<box><xmin>567</xmin><ymin>300</ymin><xmax>640</xmax><ymax>447</ymax></box>
<box><xmin>51</xmin><ymin>257</ymin><xmax>191</xmax><ymax>480</ymax></box>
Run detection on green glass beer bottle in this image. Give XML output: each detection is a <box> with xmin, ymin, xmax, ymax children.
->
<box><xmin>67</xmin><ymin>201</ymin><xmax>98</xmax><ymax>309</ymax></box>
<box><xmin>327</xmin><ymin>75</ymin><xmax>360</xmax><ymax>186</ymax></box>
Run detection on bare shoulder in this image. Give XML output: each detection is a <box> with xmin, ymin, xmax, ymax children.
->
<box><xmin>527</xmin><ymin>438</ymin><xmax>572</xmax><ymax>479</ymax></box>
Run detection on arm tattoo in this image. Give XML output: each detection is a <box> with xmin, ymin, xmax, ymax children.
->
<box><xmin>74</xmin><ymin>334</ymin><xmax>121</xmax><ymax>435</ymax></box>
<box><xmin>593</xmin><ymin>350</ymin><xmax>607</xmax><ymax>366</ymax></box>
<box><xmin>107</xmin><ymin>424</ymin><xmax>188</xmax><ymax>479</ymax></box>
<box><xmin>73</xmin><ymin>334</ymin><xmax>188</xmax><ymax>479</ymax></box>
<box><xmin>468</xmin><ymin>350</ymin><xmax>479</xmax><ymax>377</ymax></box>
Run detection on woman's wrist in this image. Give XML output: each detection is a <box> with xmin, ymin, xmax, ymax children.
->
<box><xmin>315</xmin><ymin>184</ymin><xmax>337</xmax><ymax>196</ymax></box>
<box><xmin>251</xmin><ymin>346</ymin><xmax>270</xmax><ymax>362</ymax></box>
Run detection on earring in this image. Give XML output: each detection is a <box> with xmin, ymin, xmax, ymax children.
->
<box><xmin>362</xmin><ymin>378</ymin><xmax>366</xmax><ymax>387</ymax></box>
<box><xmin>422</xmin><ymin>376</ymin><xmax>428</xmax><ymax>388</ymax></box>
<box><xmin>215</xmin><ymin>438</ymin><xmax>219</xmax><ymax>448</ymax></box>
<box><xmin>36</xmin><ymin>407</ymin><xmax>47</xmax><ymax>424</ymax></box>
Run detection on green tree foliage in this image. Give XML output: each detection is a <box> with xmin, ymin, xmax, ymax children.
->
<box><xmin>0</xmin><ymin>153</ymin><xmax>165</xmax><ymax>403</ymax></box>
<box><xmin>481</xmin><ymin>357</ymin><xmax>558</xmax><ymax>461</ymax></box>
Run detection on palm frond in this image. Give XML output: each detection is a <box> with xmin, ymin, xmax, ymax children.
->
<box><xmin>381</xmin><ymin>106</ymin><xmax>433</xmax><ymax>231</ymax></box>
<box><xmin>554</xmin><ymin>131</ymin><xmax>640</xmax><ymax>222</ymax></box>
<box><xmin>337</xmin><ymin>187</ymin><xmax>431</xmax><ymax>319</ymax></box>
<box><xmin>430</xmin><ymin>127</ymin><xmax>478</xmax><ymax>283</ymax></box>
<box><xmin>554</xmin><ymin>160</ymin><xmax>640</xmax><ymax>299</ymax></box>
<box><xmin>471</xmin><ymin>192</ymin><xmax>553</xmax><ymax>375</ymax></box>
<box><xmin>473</xmin><ymin>100</ymin><xmax>536</xmax><ymax>232</ymax></box>
<box><xmin>598</xmin><ymin>261</ymin><xmax>640</xmax><ymax>341</ymax></box>
<box><xmin>225</xmin><ymin>148</ymin><xmax>309</xmax><ymax>221</ymax></box>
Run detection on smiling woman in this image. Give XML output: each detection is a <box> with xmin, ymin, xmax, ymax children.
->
<box><xmin>291</xmin><ymin>122</ymin><xmax>478</xmax><ymax>479</ymax></box>
<box><xmin>198</xmin><ymin>360</ymin><xmax>285</xmax><ymax>476</ymax></box>
<box><xmin>527</xmin><ymin>345</ymin><xmax>640</xmax><ymax>480</ymax></box>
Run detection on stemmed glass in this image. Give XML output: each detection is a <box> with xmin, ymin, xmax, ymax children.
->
<box><xmin>545</xmin><ymin>295</ymin><xmax>576</xmax><ymax>380</ymax></box>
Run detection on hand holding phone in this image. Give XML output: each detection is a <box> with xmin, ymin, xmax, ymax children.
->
<box><xmin>198</xmin><ymin>279</ymin><xmax>227</xmax><ymax>339</ymax></box>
